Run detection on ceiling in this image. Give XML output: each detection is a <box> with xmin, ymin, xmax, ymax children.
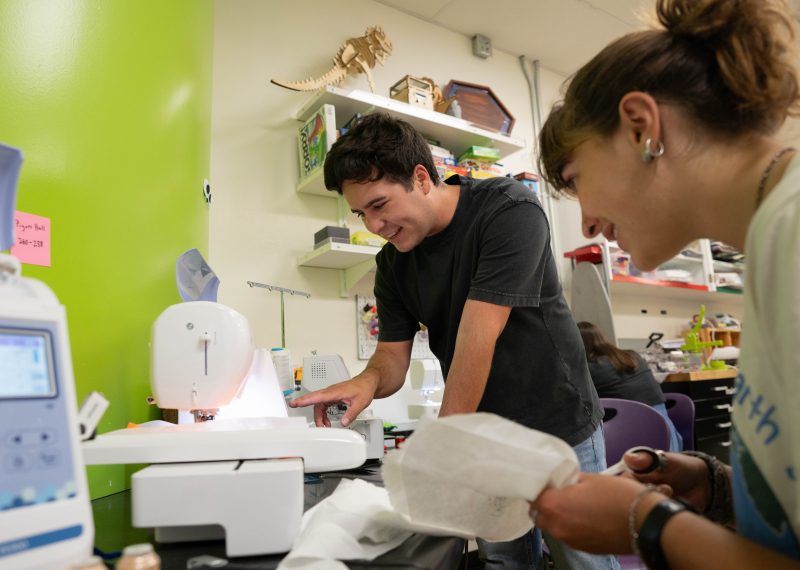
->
<box><xmin>374</xmin><ymin>0</ymin><xmax>800</xmax><ymax>77</ymax></box>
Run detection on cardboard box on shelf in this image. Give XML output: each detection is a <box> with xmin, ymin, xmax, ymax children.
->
<box><xmin>429</xmin><ymin>144</ymin><xmax>454</xmax><ymax>160</ymax></box>
<box><xmin>471</xmin><ymin>171</ymin><xmax>503</xmax><ymax>180</ymax></box>
<box><xmin>298</xmin><ymin>104</ymin><xmax>336</xmax><ymax>183</ymax></box>
<box><xmin>433</xmin><ymin>156</ymin><xmax>457</xmax><ymax>167</ymax></box>
<box><xmin>351</xmin><ymin>231</ymin><xmax>387</xmax><ymax>247</ymax></box>
<box><xmin>458</xmin><ymin>160</ymin><xmax>504</xmax><ymax>175</ymax></box>
<box><xmin>513</xmin><ymin>172</ymin><xmax>538</xmax><ymax>194</ymax></box>
<box><xmin>314</xmin><ymin>225</ymin><xmax>350</xmax><ymax>245</ymax></box>
<box><xmin>457</xmin><ymin>145</ymin><xmax>500</xmax><ymax>164</ymax></box>
<box><xmin>444</xmin><ymin>166</ymin><xmax>469</xmax><ymax>179</ymax></box>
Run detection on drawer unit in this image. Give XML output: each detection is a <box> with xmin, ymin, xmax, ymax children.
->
<box><xmin>694</xmin><ymin>395</ymin><xmax>733</xmax><ymax>420</ymax></box>
<box><xmin>694</xmin><ymin>416</ymin><xmax>733</xmax><ymax>440</ymax></box>
<box><xmin>662</xmin><ymin>377</ymin><xmax>735</xmax><ymax>400</ymax></box>
<box><xmin>662</xmin><ymin>376</ymin><xmax>735</xmax><ymax>455</ymax></box>
<box><xmin>697</xmin><ymin>432</ymin><xmax>732</xmax><ymax>464</ymax></box>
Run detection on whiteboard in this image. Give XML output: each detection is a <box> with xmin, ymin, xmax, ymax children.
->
<box><xmin>356</xmin><ymin>295</ymin><xmax>436</xmax><ymax>360</ymax></box>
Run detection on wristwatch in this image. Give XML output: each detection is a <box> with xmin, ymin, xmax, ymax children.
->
<box><xmin>637</xmin><ymin>498</ymin><xmax>697</xmax><ymax>570</ymax></box>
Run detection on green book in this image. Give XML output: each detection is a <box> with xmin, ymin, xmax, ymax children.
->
<box><xmin>298</xmin><ymin>104</ymin><xmax>336</xmax><ymax>181</ymax></box>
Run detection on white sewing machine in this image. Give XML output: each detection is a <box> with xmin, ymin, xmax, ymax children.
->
<box><xmin>0</xmin><ymin>253</ymin><xmax>95</xmax><ymax>570</ymax></box>
<box><xmin>408</xmin><ymin>359</ymin><xmax>443</xmax><ymax>420</ymax></box>
<box><xmin>290</xmin><ymin>353</ymin><xmax>384</xmax><ymax>461</ymax></box>
<box><xmin>82</xmin><ymin>301</ymin><xmax>367</xmax><ymax>557</ymax></box>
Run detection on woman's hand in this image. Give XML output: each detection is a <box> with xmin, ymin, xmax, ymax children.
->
<box><xmin>530</xmin><ymin>473</ymin><xmax>666</xmax><ymax>554</ymax></box>
<box><xmin>622</xmin><ymin>451</ymin><xmax>712</xmax><ymax>512</ymax></box>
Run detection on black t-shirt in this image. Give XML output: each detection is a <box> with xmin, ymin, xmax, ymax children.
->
<box><xmin>374</xmin><ymin>175</ymin><xmax>602</xmax><ymax>446</ymax></box>
<box><xmin>587</xmin><ymin>353</ymin><xmax>665</xmax><ymax>407</ymax></box>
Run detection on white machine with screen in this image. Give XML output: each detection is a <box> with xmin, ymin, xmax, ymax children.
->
<box><xmin>291</xmin><ymin>353</ymin><xmax>384</xmax><ymax>461</ymax></box>
<box><xmin>0</xmin><ymin>253</ymin><xmax>94</xmax><ymax>569</ymax></box>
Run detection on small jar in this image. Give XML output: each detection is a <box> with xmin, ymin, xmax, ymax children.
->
<box><xmin>70</xmin><ymin>555</ymin><xmax>107</xmax><ymax>570</ymax></box>
<box><xmin>116</xmin><ymin>543</ymin><xmax>161</xmax><ymax>570</ymax></box>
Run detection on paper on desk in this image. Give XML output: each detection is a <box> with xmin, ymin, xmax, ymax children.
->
<box><xmin>382</xmin><ymin>413</ymin><xmax>580</xmax><ymax>542</ymax></box>
<box><xmin>278</xmin><ymin>478</ymin><xmax>413</xmax><ymax>570</ymax></box>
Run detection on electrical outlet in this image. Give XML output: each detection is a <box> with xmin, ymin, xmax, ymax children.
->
<box><xmin>472</xmin><ymin>34</ymin><xmax>492</xmax><ymax>59</ymax></box>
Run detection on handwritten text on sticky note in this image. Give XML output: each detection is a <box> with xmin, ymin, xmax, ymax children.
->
<box><xmin>10</xmin><ymin>211</ymin><xmax>50</xmax><ymax>267</ymax></box>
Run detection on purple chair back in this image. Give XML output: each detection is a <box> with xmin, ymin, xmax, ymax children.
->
<box><xmin>600</xmin><ymin>398</ymin><xmax>671</xmax><ymax>465</ymax></box>
<box><xmin>664</xmin><ymin>392</ymin><xmax>695</xmax><ymax>451</ymax></box>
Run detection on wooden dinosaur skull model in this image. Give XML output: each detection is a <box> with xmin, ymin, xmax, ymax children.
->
<box><xmin>271</xmin><ymin>25</ymin><xmax>393</xmax><ymax>94</ymax></box>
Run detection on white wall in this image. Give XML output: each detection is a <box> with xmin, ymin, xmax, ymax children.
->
<box><xmin>209</xmin><ymin>0</ymin><xmax>565</xmax><ymax>376</ymax></box>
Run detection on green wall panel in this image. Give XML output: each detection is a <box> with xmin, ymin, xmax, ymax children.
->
<box><xmin>0</xmin><ymin>0</ymin><xmax>215</xmax><ymax>498</ymax></box>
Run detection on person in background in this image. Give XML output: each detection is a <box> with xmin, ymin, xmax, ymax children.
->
<box><xmin>578</xmin><ymin>321</ymin><xmax>682</xmax><ymax>452</ymax></box>
<box><xmin>528</xmin><ymin>0</ymin><xmax>800</xmax><ymax>568</ymax></box>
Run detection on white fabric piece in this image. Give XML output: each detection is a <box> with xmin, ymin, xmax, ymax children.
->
<box><xmin>278</xmin><ymin>479</ymin><xmax>413</xmax><ymax>570</ymax></box>
<box><xmin>382</xmin><ymin>413</ymin><xmax>580</xmax><ymax>542</ymax></box>
<box><xmin>279</xmin><ymin>413</ymin><xmax>580</xmax><ymax>570</ymax></box>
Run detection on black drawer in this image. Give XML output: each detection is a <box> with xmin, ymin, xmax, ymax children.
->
<box><xmin>697</xmin><ymin>432</ymin><xmax>732</xmax><ymax>464</ymax></box>
<box><xmin>695</xmin><ymin>416</ymin><xmax>733</xmax><ymax>439</ymax></box>
<box><xmin>694</xmin><ymin>396</ymin><xmax>733</xmax><ymax>420</ymax></box>
<box><xmin>662</xmin><ymin>378</ymin><xmax>736</xmax><ymax>400</ymax></box>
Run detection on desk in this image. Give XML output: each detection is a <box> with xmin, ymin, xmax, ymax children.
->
<box><xmin>92</xmin><ymin>468</ymin><xmax>465</xmax><ymax>570</ymax></box>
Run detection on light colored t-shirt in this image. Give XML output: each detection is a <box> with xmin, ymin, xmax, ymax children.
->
<box><xmin>734</xmin><ymin>153</ymin><xmax>800</xmax><ymax>559</ymax></box>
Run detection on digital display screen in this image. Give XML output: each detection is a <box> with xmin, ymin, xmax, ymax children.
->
<box><xmin>0</xmin><ymin>330</ymin><xmax>56</xmax><ymax>398</ymax></box>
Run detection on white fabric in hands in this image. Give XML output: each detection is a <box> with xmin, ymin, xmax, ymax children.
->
<box><xmin>382</xmin><ymin>413</ymin><xmax>580</xmax><ymax>542</ymax></box>
<box><xmin>277</xmin><ymin>413</ymin><xmax>580</xmax><ymax>570</ymax></box>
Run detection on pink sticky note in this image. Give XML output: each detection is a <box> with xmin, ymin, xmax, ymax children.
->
<box><xmin>10</xmin><ymin>211</ymin><xmax>51</xmax><ymax>267</ymax></box>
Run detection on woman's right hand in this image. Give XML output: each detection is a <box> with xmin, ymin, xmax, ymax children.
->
<box><xmin>622</xmin><ymin>451</ymin><xmax>712</xmax><ymax>512</ymax></box>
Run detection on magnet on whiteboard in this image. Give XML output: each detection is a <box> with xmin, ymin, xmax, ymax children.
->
<box><xmin>203</xmin><ymin>178</ymin><xmax>212</xmax><ymax>204</ymax></box>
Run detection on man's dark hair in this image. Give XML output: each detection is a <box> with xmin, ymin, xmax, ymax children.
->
<box><xmin>324</xmin><ymin>112</ymin><xmax>441</xmax><ymax>194</ymax></box>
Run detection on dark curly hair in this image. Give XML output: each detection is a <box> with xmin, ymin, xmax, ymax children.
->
<box><xmin>324</xmin><ymin>112</ymin><xmax>440</xmax><ymax>194</ymax></box>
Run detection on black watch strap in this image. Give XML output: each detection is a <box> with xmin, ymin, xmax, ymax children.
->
<box><xmin>637</xmin><ymin>499</ymin><xmax>690</xmax><ymax>570</ymax></box>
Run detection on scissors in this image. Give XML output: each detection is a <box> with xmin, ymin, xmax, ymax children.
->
<box><xmin>600</xmin><ymin>446</ymin><xmax>668</xmax><ymax>476</ymax></box>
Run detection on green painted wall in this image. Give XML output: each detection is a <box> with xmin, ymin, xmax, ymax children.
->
<box><xmin>0</xmin><ymin>0</ymin><xmax>215</xmax><ymax>499</ymax></box>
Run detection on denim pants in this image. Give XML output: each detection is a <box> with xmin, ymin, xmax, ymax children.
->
<box><xmin>477</xmin><ymin>424</ymin><xmax>620</xmax><ymax>570</ymax></box>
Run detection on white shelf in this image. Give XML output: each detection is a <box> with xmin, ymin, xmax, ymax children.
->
<box><xmin>609</xmin><ymin>279</ymin><xmax>743</xmax><ymax>303</ymax></box>
<box><xmin>297</xmin><ymin>241</ymin><xmax>379</xmax><ymax>269</ymax></box>
<box><xmin>713</xmin><ymin>260</ymin><xmax>746</xmax><ymax>274</ymax></box>
<box><xmin>294</xmin><ymin>85</ymin><xmax>526</xmax><ymax>159</ymax></box>
<box><xmin>297</xmin><ymin>169</ymin><xmax>330</xmax><ymax>198</ymax></box>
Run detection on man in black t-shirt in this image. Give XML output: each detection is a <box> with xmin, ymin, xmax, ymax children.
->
<box><xmin>290</xmin><ymin>113</ymin><xmax>617</xmax><ymax>570</ymax></box>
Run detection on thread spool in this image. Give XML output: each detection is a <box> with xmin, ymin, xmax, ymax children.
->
<box><xmin>270</xmin><ymin>348</ymin><xmax>294</xmax><ymax>396</ymax></box>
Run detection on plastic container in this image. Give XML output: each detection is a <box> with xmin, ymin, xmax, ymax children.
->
<box><xmin>116</xmin><ymin>543</ymin><xmax>160</xmax><ymax>570</ymax></box>
<box><xmin>610</xmin><ymin>252</ymin><xmax>630</xmax><ymax>276</ymax></box>
<box><xmin>271</xmin><ymin>348</ymin><xmax>295</xmax><ymax>396</ymax></box>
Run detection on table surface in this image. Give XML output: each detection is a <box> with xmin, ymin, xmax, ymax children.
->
<box><xmin>662</xmin><ymin>369</ymin><xmax>738</xmax><ymax>382</ymax></box>
<box><xmin>92</xmin><ymin>465</ymin><xmax>465</xmax><ymax>570</ymax></box>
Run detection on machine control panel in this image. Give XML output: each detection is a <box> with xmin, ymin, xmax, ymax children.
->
<box><xmin>0</xmin><ymin>323</ymin><xmax>77</xmax><ymax>512</ymax></box>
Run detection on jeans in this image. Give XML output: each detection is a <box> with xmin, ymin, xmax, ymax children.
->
<box><xmin>477</xmin><ymin>424</ymin><xmax>620</xmax><ymax>570</ymax></box>
<box><xmin>652</xmin><ymin>403</ymin><xmax>683</xmax><ymax>452</ymax></box>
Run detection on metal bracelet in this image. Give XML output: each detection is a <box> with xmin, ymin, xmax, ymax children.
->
<box><xmin>629</xmin><ymin>484</ymin><xmax>658</xmax><ymax>559</ymax></box>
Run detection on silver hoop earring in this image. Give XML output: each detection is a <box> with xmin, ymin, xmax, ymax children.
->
<box><xmin>642</xmin><ymin>138</ymin><xmax>664</xmax><ymax>163</ymax></box>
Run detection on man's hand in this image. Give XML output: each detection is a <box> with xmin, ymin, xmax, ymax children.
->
<box><xmin>288</xmin><ymin>372</ymin><xmax>379</xmax><ymax>427</ymax></box>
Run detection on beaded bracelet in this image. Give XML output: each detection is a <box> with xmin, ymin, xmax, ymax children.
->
<box><xmin>681</xmin><ymin>450</ymin><xmax>734</xmax><ymax>526</ymax></box>
<box><xmin>629</xmin><ymin>483</ymin><xmax>658</xmax><ymax>559</ymax></box>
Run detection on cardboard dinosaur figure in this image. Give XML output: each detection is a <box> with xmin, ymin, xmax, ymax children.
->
<box><xmin>271</xmin><ymin>25</ymin><xmax>393</xmax><ymax>94</ymax></box>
